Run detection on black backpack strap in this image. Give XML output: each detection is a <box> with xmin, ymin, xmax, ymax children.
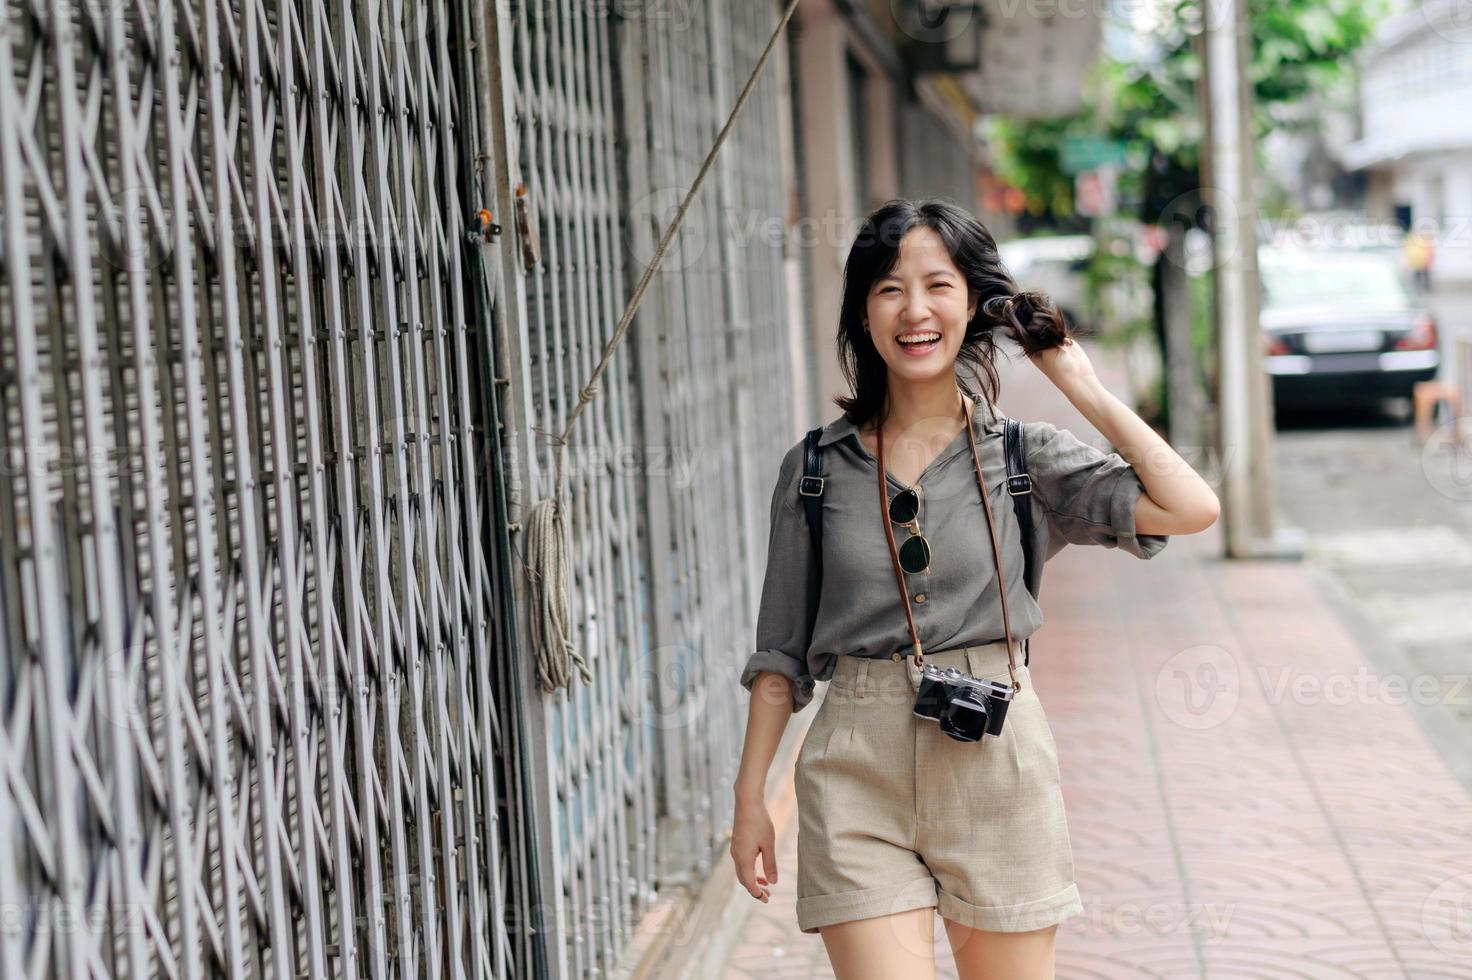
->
<box><xmin>799</xmin><ymin>427</ymin><xmax>826</xmax><ymax>577</ymax></box>
<box><xmin>1004</xmin><ymin>417</ymin><xmax>1035</xmax><ymax>666</ymax></box>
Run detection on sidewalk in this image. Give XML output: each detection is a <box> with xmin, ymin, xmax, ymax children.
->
<box><xmin>720</xmin><ymin>344</ymin><xmax>1472</xmax><ymax>978</ymax></box>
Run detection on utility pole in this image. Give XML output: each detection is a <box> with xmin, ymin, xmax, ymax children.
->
<box><xmin>1200</xmin><ymin>0</ymin><xmax>1304</xmax><ymax>558</ymax></box>
<box><xmin>1161</xmin><ymin>206</ymin><xmax>1199</xmax><ymax>452</ymax></box>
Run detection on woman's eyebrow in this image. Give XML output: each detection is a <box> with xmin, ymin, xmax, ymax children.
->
<box><xmin>875</xmin><ymin>269</ymin><xmax>957</xmax><ymax>283</ymax></box>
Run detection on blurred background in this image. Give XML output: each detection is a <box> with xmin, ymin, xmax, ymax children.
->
<box><xmin>1</xmin><ymin>0</ymin><xmax>1470</xmax><ymax>977</ymax></box>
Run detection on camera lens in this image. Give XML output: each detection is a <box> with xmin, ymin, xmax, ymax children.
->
<box><xmin>939</xmin><ymin>687</ymin><xmax>989</xmax><ymax>742</ymax></box>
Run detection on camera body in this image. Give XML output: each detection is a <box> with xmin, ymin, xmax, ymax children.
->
<box><xmin>913</xmin><ymin>664</ymin><xmax>1016</xmax><ymax>742</ymax></box>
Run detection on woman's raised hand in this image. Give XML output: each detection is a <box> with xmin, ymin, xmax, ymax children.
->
<box><xmin>1026</xmin><ymin>335</ymin><xmax>1100</xmax><ymax>395</ymax></box>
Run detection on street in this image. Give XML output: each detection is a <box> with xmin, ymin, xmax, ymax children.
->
<box><xmin>1276</xmin><ymin>279</ymin><xmax>1472</xmax><ymax>794</ymax></box>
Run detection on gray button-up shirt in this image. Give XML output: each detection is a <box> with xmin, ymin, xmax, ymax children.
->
<box><xmin>741</xmin><ymin>397</ymin><xmax>1170</xmax><ymax>711</ymax></box>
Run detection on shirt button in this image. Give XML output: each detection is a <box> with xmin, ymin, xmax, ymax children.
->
<box><xmin>891</xmin><ymin>652</ymin><xmax>903</xmax><ymax>662</ymax></box>
<box><xmin>914</xmin><ymin>592</ymin><xmax>927</xmax><ymax>603</ymax></box>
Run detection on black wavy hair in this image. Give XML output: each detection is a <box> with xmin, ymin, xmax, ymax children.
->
<box><xmin>833</xmin><ymin>198</ymin><xmax>1078</xmax><ymax>430</ymax></box>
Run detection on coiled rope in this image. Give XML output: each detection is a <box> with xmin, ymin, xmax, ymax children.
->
<box><xmin>527</xmin><ymin>0</ymin><xmax>804</xmax><ymax>691</ymax></box>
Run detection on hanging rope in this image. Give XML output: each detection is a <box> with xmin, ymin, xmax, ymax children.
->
<box><xmin>526</xmin><ymin>0</ymin><xmax>804</xmax><ymax>692</ymax></box>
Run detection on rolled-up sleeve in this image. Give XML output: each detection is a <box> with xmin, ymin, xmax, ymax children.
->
<box><xmin>1025</xmin><ymin>420</ymin><xmax>1169</xmax><ymax>561</ymax></box>
<box><xmin>740</xmin><ymin>442</ymin><xmax>821</xmax><ymax>712</ymax></box>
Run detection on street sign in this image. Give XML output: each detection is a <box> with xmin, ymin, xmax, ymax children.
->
<box><xmin>1061</xmin><ymin>135</ymin><xmax>1129</xmax><ymax>174</ymax></box>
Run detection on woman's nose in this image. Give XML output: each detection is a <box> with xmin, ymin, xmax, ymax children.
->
<box><xmin>901</xmin><ymin>292</ymin><xmax>932</xmax><ymax>322</ymax></box>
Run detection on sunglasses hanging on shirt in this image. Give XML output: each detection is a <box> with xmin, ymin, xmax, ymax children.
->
<box><xmin>888</xmin><ymin>486</ymin><xmax>931</xmax><ymax>574</ymax></box>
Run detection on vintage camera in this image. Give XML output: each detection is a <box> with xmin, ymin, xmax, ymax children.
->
<box><xmin>913</xmin><ymin>665</ymin><xmax>1015</xmax><ymax>742</ymax></box>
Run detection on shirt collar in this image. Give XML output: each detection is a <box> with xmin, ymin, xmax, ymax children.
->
<box><xmin>817</xmin><ymin>395</ymin><xmax>1006</xmax><ymax>447</ymax></box>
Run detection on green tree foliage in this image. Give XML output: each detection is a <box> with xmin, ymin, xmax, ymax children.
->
<box><xmin>987</xmin><ymin>0</ymin><xmax>1384</xmax><ymax>221</ymax></box>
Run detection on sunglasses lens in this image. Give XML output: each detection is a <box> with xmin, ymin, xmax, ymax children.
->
<box><xmin>899</xmin><ymin>534</ymin><xmax>931</xmax><ymax>574</ymax></box>
<box><xmin>889</xmin><ymin>488</ymin><xmax>920</xmax><ymax>525</ymax></box>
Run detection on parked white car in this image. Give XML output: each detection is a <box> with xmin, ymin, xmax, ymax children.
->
<box><xmin>999</xmin><ymin>235</ymin><xmax>1094</xmax><ymax>332</ymax></box>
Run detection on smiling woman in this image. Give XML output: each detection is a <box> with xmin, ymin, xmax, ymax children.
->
<box><xmin>730</xmin><ymin>199</ymin><xmax>1218</xmax><ymax>980</ymax></box>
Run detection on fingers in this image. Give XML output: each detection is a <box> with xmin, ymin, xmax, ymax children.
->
<box><xmin>759</xmin><ymin>841</ymin><xmax>778</xmax><ymax>889</ymax></box>
<box><xmin>730</xmin><ymin>846</ymin><xmax>771</xmax><ymax>903</ymax></box>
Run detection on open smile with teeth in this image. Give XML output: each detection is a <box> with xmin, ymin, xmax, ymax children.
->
<box><xmin>897</xmin><ymin>331</ymin><xmax>941</xmax><ymax>349</ymax></box>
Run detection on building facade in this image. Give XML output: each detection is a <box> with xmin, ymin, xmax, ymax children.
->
<box><xmin>1345</xmin><ymin>0</ymin><xmax>1472</xmax><ymax>280</ymax></box>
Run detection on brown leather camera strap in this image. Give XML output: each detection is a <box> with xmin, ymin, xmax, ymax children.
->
<box><xmin>876</xmin><ymin>392</ymin><xmax>1022</xmax><ymax>694</ymax></box>
<box><xmin>964</xmin><ymin>400</ymin><xmax>1022</xmax><ymax>694</ymax></box>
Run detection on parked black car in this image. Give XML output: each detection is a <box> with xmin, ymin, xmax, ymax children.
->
<box><xmin>1259</xmin><ymin>246</ymin><xmax>1440</xmax><ymax>410</ymax></box>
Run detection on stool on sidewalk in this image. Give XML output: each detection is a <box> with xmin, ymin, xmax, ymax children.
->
<box><xmin>1412</xmin><ymin>380</ymin><xmax>1462</xmax><ymax>444</ymax></box>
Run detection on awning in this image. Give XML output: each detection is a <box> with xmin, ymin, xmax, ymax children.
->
<box><xmin>1341</xmin><ymin>134</ymin><xmax>1471</xmax><ymax>171</ymax></box>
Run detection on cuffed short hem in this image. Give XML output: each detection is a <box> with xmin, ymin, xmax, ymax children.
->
<box><xmin>937</xmin><ymin>882</ymin><xmax>1083</xmax><ymax>933</ymax></box>
<box><xmin>796</xmin><ymin>875</ymin><xmax>939</xmax><ymax>934</ymax></box>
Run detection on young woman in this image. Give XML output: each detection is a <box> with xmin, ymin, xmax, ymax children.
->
<box><xmin>730</xmin><ymin>200</ymin><xmax>1219</xmax><ymax>979</ymax></box>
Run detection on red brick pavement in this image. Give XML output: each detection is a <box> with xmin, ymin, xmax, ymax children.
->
<box><xmin>721</xmin><ymin>345</ymin><xmax>1472</xmax><ymax>978</ymax></box>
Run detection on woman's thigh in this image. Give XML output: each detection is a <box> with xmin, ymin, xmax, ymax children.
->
<box><xmin>941</xmin><ymin>919</ymin><xmax>1057</xmax><ymax>980</ymax></box>
<box><xmin>819</xmin><ymin>908</ymin><xmax>937</xmax><ymax>980</ymax></box>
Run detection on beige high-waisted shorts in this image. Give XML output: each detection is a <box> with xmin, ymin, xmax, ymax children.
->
<box><xmin>794</xmin><ymin>639</ymin><xmax>1083</xmax><ymax>935</ymax></box>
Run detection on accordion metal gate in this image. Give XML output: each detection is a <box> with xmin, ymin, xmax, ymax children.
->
<box><xmin>0</xmin><ymin>1</ymin><xmax>535</xmax><ymax>978</ymax></box>
<box><xmin>486</xmin><ymin>1</ymin><xmax>799</xmax><ymax>976</ymax></box>
<box><xmin>0</xmin><ymin>0</ymin><xmax>799</xmax><ymax>976</ymax></box>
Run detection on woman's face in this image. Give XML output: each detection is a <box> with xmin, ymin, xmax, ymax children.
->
<box><xmin>863</xmin><ymin>226</ymin><xmax>978</xmax><ymax>383</ymax></box>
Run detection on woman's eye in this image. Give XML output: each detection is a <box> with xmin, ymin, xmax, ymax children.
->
<box><xmin>931</xmin><ymin>282</ymin><xmax>951</xmax><ymax>289</ymax></box>
<box><xmin>880</xmin><ymin>286</ymin><xmax>899</xmax><ymax>294</ymax></box>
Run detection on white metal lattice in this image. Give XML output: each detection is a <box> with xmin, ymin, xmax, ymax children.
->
<box><xmin>491</xmin><ymin>1</ymin><xmax>799</xmax><ymax>976</ymax></box>
<box><xmin>0</xmin><ymin>1</ymin><xmax>530</xmax><ymax>977</ymax></box>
